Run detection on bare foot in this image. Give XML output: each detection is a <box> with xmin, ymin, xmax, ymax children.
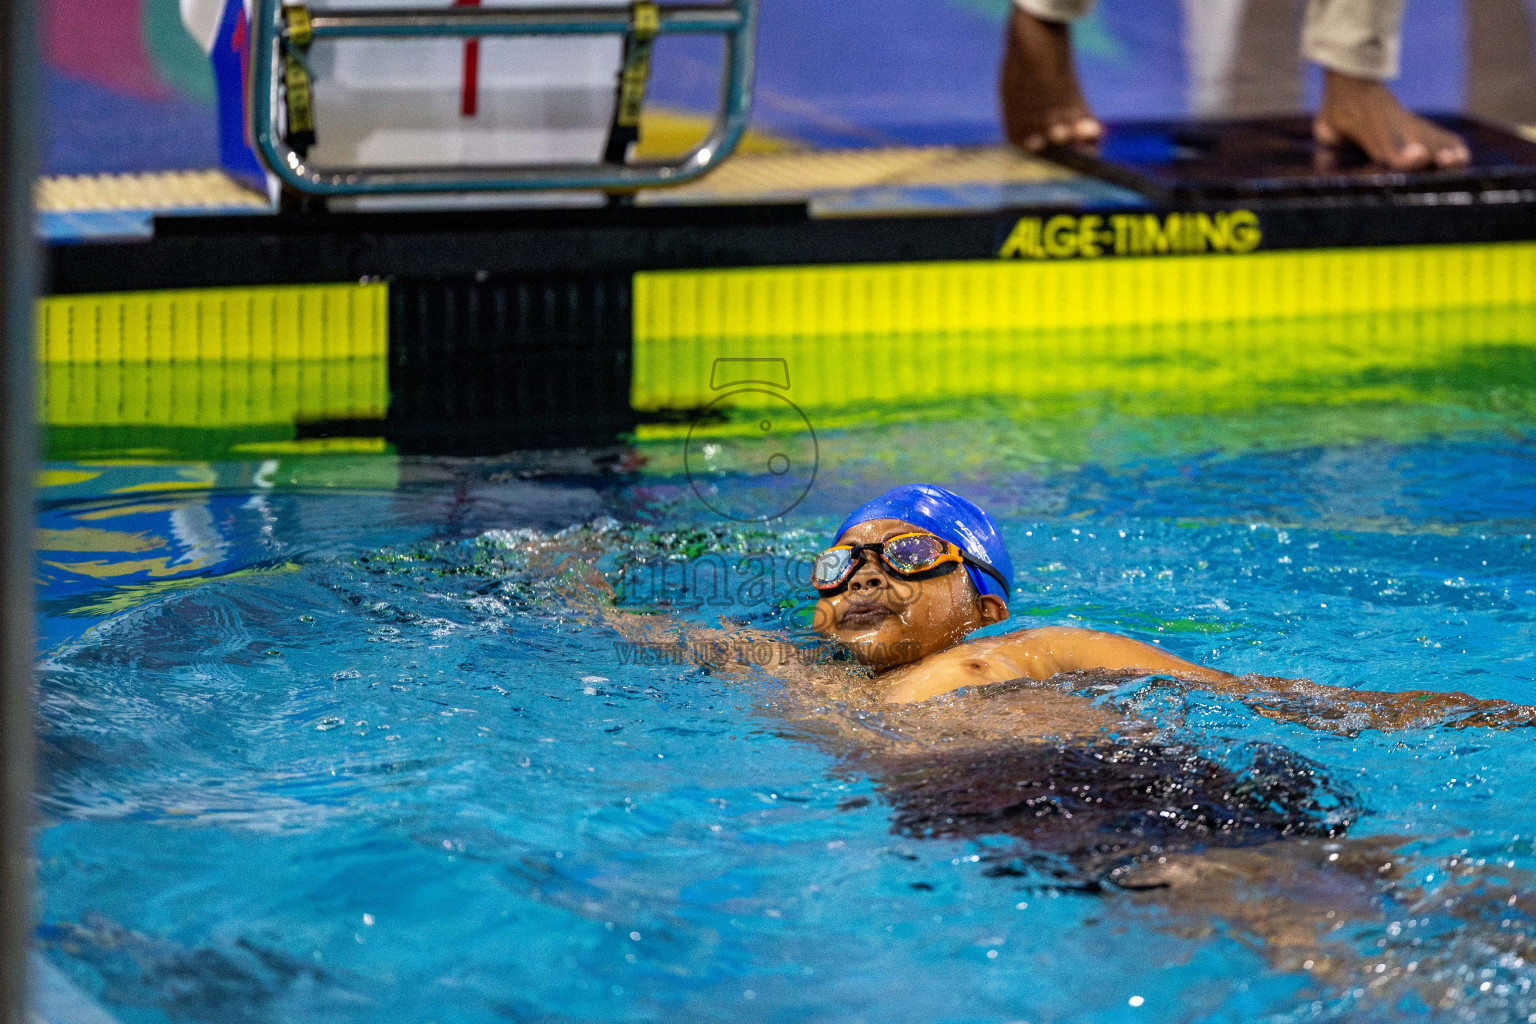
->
<box><xmin>999</xmin><ymin>7</ymin><xmax>1101</xmax><ymax>153</ymax></box>
<box><xmin>1315</xmin><ymin>69</ymin><xmax>1470</xmax><ymax>170</ymax></box>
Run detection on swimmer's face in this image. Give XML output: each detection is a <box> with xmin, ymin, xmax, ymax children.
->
<box><xmin>811</xmin><ymin>518</ymin><xmax>1010</xmax><ymax>671</ymax></box>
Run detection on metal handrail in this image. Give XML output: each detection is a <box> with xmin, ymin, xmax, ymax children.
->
<box><xmin>306</xmin><ymin>4</ymin><xmax>744</xmax><ymax>36</ymax></box>
<box><xmin>251</xmin><ymin>0</ymin><xmax>758</xmax><ymax>196</ymax></box>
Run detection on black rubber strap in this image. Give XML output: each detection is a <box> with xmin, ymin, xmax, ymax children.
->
<box><xmin>603</xmin><ymin>1</ymin><xmax>660</xmax><ymax>165</ymax></box>
<box><xmin>282</xmin><ymin>6</ymin><xmax>317</xmax><ymax>157</ymax></box>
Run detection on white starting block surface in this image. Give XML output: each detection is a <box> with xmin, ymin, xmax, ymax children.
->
<box><xmin>304</xmin><ymin>0</ymin><xmax>626</xmax><ymax>169</ymax></box>
<box><xmin>181</xmin><ymin>0</ymin><xmax>628</xmax><ymax>175</ymax></box>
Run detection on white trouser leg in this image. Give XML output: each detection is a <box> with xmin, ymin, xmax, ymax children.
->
<box><xmin>1302</xmin><ymin>0</ymin><xmax>1407</xmax><ymax>80</ymax></box>
<box><xmin>1181</xmin><ymin>0</ymin><xmax>1249</xmax><ymax>115</ymax></box>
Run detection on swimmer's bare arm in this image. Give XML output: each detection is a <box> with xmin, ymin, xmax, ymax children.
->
<box><xmin>495</xmin><ymin>532</ymin><xmax>770</xmax><ymax>670</ymax></box>
<box><xmin>503</xmin><ymin>532</ymin><xmax>827</xmax><ymax>683</ymax></box>
<box><xmin>1205</xmin><ymin>673</ymin><xmax>1536</xmax><ymax>733</ymax></box>
<box><xmin>994</xmin><ymin>625</ymin><xmax>1235</xmax><ymax>685</ymax></box>
<box><xmin>986</xmin><ymin>627</ymin><xmax>1536</xmax><ymax>733</ymax></box>
<box><xmin>879</xmin><ymin>625</ymin><xmax>1235</xmax><ymax>703</ymax></box>
<box><xmin>597</xmin><ymin>603</ymin><xmax>799</xmax><ymax>677</ymax></box>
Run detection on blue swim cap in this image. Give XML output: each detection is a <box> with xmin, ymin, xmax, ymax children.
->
<box><xmin>834</xmin><ymin>484</ymin><xmax>1013</xmax><ymax>600</ymax></box>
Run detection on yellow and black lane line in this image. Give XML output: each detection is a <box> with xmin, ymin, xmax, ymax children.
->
<box><xmin>34</xmin><ymin>194</ymin><xmax>1536</xmax><ymax>456</ymax></box>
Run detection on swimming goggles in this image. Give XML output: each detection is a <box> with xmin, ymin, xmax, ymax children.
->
<box><xmin>810</xmin><ymin>531</ymin><xmax>1010</xmax><ymax>594</ymax></box>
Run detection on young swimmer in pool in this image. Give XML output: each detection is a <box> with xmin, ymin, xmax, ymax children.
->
<box><xmin>530</xmin><ymin>483</ymin><xmax>1536</xmax><ymax>997</ymax></box>
<box><xmin>811</xmin><ymin>483</ymin><xmax>1236</xmax><ymax>703</ymax></box>
<box><xmin>805</xmin><ymin>484</ymin><xmax>1528</xmax><ymax>728</ymax></box>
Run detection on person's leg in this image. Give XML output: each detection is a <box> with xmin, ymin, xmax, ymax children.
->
<box><xmin>1304</xmin><ymin>0</ymin><xmax>1470</xmax><ymax>169</ymax></box>
<box><xmin>1182</xmin><ymin>0</ymin><xmax>1250</xmax><ymax>118</ymax></box>
<box><xmin>1230</xmin><ymin>0</ymin><xmax>1307</xmax><ymax>117</ymax></box>
<box><xmin>999</xmin><ymin>0</ymin><xmax>1102</xmax><ymax>152</ymax></box>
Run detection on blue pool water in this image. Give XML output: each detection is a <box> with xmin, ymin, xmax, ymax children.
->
<box><xmin>29</xmin><ymin>407</ymin><xmax>1536</xmax><ymax>1024</ymax></box>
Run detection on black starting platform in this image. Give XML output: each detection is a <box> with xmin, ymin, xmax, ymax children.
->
<box><xmin>1050</xmin><ymin>114</ymin><xmax>1536</xmax><ymax>201</ymax></box>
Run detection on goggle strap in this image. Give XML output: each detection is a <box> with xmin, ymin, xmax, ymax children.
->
<box><xmin>962</xmin><ymin>554</ymin><xmax>1012</xmax><ymax>596</ymax></box>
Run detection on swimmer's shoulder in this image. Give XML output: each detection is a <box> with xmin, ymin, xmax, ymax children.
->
<box><xmin>986</xmin><ymin>624</ymin><xmax>1108</xmax><ymax>663</ymax></box>
<box><xmin>877</xmin><ymin>628</ymin><xmax>1068</xmax><ymax>704</ymax></box>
